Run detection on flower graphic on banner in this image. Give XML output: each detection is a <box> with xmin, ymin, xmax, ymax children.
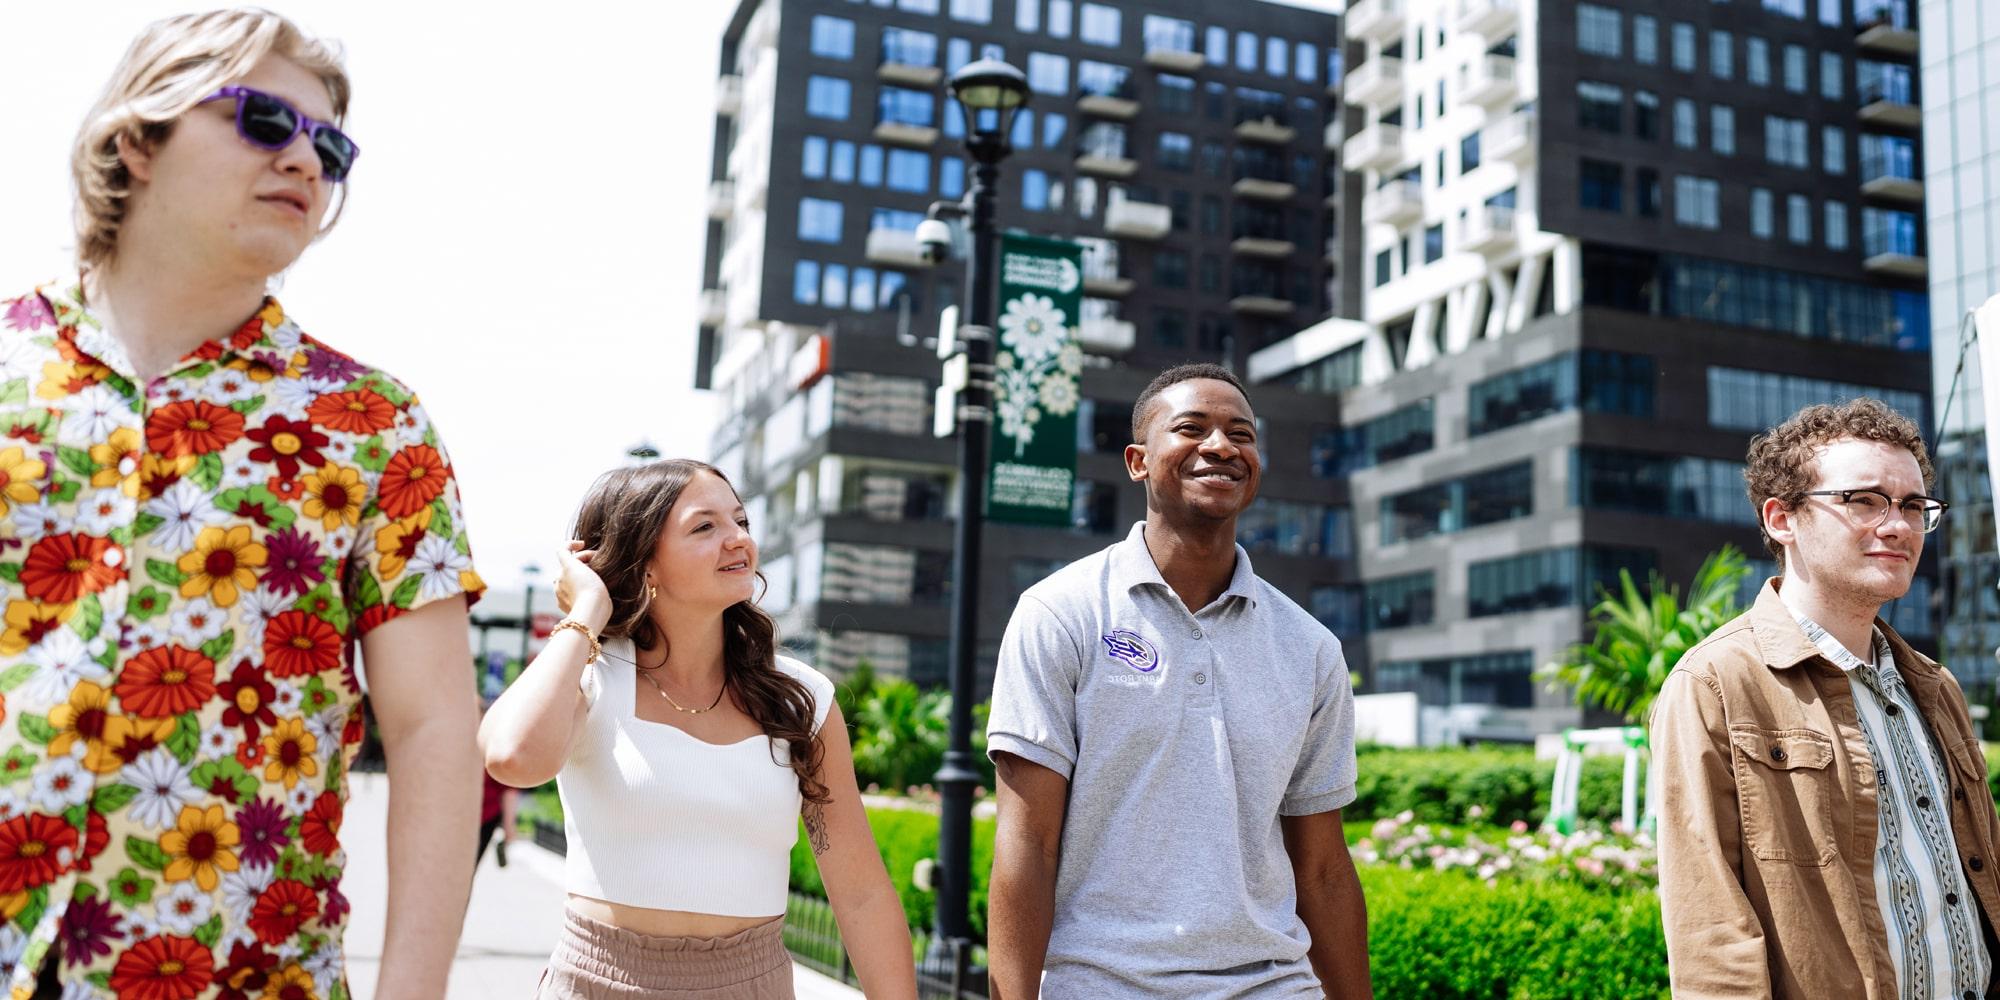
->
<box><xmin>993</xmin><ymin>293</ymin><xmax>1078</xmax><ymax>458</ymax></box>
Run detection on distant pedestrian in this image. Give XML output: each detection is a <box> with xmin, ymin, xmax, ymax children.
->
<box><xmin>480</xmin><ymin>460</ymin><xmax>916</xmax><ymax>998</ymax></box>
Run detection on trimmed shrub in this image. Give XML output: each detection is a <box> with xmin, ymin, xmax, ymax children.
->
<box><xmin>789</xmin><ymin>807</ymin><xmax>996</xmax><ymax>939</ymax></box>
<box><xmin>1350</xmin><ymin>746</ymin><xmax>1643</xmax><ymax>829</ymax></box>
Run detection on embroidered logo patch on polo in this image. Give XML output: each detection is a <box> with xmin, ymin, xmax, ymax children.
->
<box><xmin>1101</xmin><ymin>629</ymin><xmax>1160</xmax><ymax>673</ymax></box>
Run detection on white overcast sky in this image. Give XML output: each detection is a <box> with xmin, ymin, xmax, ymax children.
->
<box><xmin>0</xmin><ymin>1</ymin><xmax>1336</xmax><ymax>592</ymax></box>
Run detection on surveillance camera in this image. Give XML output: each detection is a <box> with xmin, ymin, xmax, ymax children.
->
<box><xmin>915</xmin><ymin>218</ymin><xmax>953</xmax><ymax>265</ymax></box>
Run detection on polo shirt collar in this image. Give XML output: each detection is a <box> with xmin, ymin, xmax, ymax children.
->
<box><xmin>1110</xmin><ymin>520</ymin><xmax>1261</xmax><ymax>610</ymax></box>
<box><xmin>40</xmin><ymin>281</ymin><xmax>290</xmax><ymax>382</ymax></box>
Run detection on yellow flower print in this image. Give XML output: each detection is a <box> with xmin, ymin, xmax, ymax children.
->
<box><xmin>34</xmin><ymin>359</ymin><xmax>108</xmax><ymax>400</ymax></box>
<box><xmin>261</xmin><ymin>717</ymin><xmax>319</xmax><ymax>789</ymax></box>
<box><xmin>48</xmin><ymin>682</ymin><xmax>171</xmax><ymax>774</ymax></box>
<box><xmin>301</xmin><ymin>465</ymin><xmax>366</xmax><ymax>530</ymax></box>
<box><xmin>87</xmin><ymin>426</ymin><xmax>143</xmax><ymax>496</ymax></box>
<box><xmin>160</xmin><ymin>803</ymin><xmax>241</xmax><ymax>891</ymax></box>
<box><xmin>136</xmin><ymin>452</ymin><xmax>196</xmax><ymax>502</ymax></box>
<box><xmin>176</xmin><ymin>525</ymin><xmax>268</xmax><ymax>607</ymax></box>
<box><xmin>0</xmin><ymin>600</ymin><xmax>75</xmax><ymax>657</ymax></box>
<box><xmin>0</xmin><ymin>447</ymin><xmax>44</xmax><ymax>516</ymax></box>
<box><xmin>371</xmin><ymin>509</ymin><xmax>433</xmax><ymax>579</ymax></box>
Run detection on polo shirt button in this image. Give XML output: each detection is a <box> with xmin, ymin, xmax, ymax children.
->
<box><xmin>1918</xmin><ymin>795</ymin><xmax>1932</xmax><ymax>809</ymax></box>
<box><xmin>1194</xmin><ymin>673</ymin><xmax>1207</xmax><ymax>685</ymax></box>
<box><xmin>1191</xmin><ymin>628</ymin><xmax>1203</xmax><ymax>639</ymax></box>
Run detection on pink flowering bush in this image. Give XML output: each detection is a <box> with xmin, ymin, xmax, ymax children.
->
<box><xmin>1353</xmin><ymin>810</ymin><xmax>1657</xmax><ymax>893</ymax></box>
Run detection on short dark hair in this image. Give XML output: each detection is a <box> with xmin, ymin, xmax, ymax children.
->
<box><xmin>1744</xmin><ymin>397</ymin><xmax>1934</xmax><ymax>569</ymax></box>
<box><xmin>1130</xmin><ymin>363</ymin><xmax>1252</xmax><ymax>442</ymax></box>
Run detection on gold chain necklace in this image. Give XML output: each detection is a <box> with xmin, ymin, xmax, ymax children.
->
<box><xmin>636</xmin><ymin>665</ymin><xmax>727</xmax><ymax>714</ymax></box>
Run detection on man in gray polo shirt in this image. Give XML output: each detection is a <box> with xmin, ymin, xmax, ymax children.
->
<box><xmin>986</xmin><ymin>363</ymin><xmax>1371</xmax><ymax>999</ymax></box>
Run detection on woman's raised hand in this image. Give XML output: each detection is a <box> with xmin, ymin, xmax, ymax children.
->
<box><xmin>555</xmin><ymin>540</ymin><xmax>613</xmax><ymax>635</ymax></box>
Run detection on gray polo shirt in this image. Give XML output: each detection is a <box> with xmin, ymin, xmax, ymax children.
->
<box><xmin>987</xmin><ymin>522</ymin><xmax>1357</xmax><ymax>998</ymax></box>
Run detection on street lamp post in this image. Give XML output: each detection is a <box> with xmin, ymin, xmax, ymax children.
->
<box><xmin>931</xmin><ymin>58</ymin><xmax>1029</xmax><ymax>963</ymax></box>
<box><xmin>519</xmin><ymin>563</ymin><xmax>541</xmax><ymax>672</ymax></box>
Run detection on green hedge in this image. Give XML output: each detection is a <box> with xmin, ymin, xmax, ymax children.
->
<box><xmin>1362</xmin><ymin>867</ymin><xmax>1668</xmax><ymax>999</ymax></box>
<box><xmin>789</xmin><ymin>806</ymin><xmax>996</xmax><ymax>939</ymax></box>
<box><xmin>1350</xmin><ymin>746</ymin><xmax>1640</xmax><ymax>828</ymax></box>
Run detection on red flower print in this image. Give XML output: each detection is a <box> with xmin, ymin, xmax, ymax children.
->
<box><xmin>299</xmin><ymin>792</ymin><xmax>342</xmax><ymax>857</ymax></box>
<box><xmin>355</xmin><ymin>604</ymin><xmax>402</xmax><ymax>635</ymax></box>
<box><xmin>378</xmin><ymin>444</ymin><xmax>449</xmax><ymax>519</ymax></box>
<box><xmin>146</xmin><ymin>400</ymin><xmax>245</xmax><ymax>458</ymax></box>
<box><xmin>247</xmin><ymin>879</ymin><xmax>319</xmax><ymax>945</ymax></box>
<box><xmin>20</xmin><ymin>532</ymin><xmax>120</xmax><ymax>605</ymax></box>
<box><xmin>218</xmin><ymin>662</ymin><xmax>278</xmax><ymax>740</ymax></box>
<box><xmin>4</xmin><ymin>422</ymin><xmax>42</xmax><ymax>445</ymax></box>
<box><xmin>265</xmin><ymin>475</ymin><xmax>304</xmax><ymax>502</ymax></box>
<box><xmin>58</xmin><ymin>892</ymin><xmax>124</xmax><ymax>967</ymax></box>
<box><xmin>235</xmin><ymin>740</ymin><xmax>265</xmax><ymax>770</ymax></box>
<box><xmin>0</xmin><ymin>812</ymin><xmax>78</xmax><ymax>893</ymax></box>
<box><xmin>107</xmin><ymin>934</ymin><xmax>214</xmax><ymax>1000</ymax></box>
<box><xmin>81</xmin><ymin>809</ymin><xmax>108</xmax><ymax>870</ymax></box>
<box><xmin>213</xmin><ymin>941</ymin><xmax>279</xmax><ymax>999</ymax></box>
<box><xmin>306</xmin><ymin>389</ymin><xmax>397</xmax><ymax>435</ymax></box>
<box><xmin>259</xmin><ymin>528</ymin><xmax>325</xmax><ymax>598</ymax></box>
<box><xmin>115</xmin><ymin>646</ymin><xmax>218</xmax><ymax>718</ymax></box>
<box><xmin>262</xmin><ymin>611</ymin><xmax>341</xmax><ymax>679</ymax></box>
<box><xmin>244</xmin><ymin>415</ymin><xmax>328</xmax><ymax>483</ymax></box>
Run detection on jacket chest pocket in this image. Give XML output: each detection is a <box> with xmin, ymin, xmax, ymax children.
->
<box><xmin>1947</xmin><ymin>739</ymin><xmax>1997</xmax><ymax>851</ymax></box>
<box><xmin>1731</xmin><ymin>726</ymin><xmax>1840</xmax><ymax>867</ymax></box>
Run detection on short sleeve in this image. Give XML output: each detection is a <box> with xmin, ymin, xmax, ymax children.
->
<box><xmin>1281</xmin><ymin>631</ymin><xmax>1357</xmax><ymax>816</ymax></box>
<box><xmin>984</xmin><ymin>594</ymin><xmax>1083</xmax><ymax>780</ymax></box>
<box><xmin>780</xmin><ymin>657</ymin><xmax>837</xmax><ymax>734</ymax></box>
<box><xmin>344</xmin><ymin>383</ymin><xmax>485</xmax><ymax>635</ymax></box>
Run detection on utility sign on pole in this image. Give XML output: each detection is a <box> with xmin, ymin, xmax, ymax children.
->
<box><xmin>987</xmin><ymin>233</ymin><xmax>1084</xmax><ymax>527</ymax></box>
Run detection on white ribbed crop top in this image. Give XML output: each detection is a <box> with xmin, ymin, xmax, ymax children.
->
<box><xmin>557</xmin><ymin>637</ymin><xmax>834</xmax><ymax>917</ymax></box>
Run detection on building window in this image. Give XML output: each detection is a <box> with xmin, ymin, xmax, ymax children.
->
<box><xmin>1820</xmin><ymin>52</ymin><xmax>1844</xmax><ymax>100</ymax></box>
<box><xmin>1047</xmin><ymin>0</ymin><xmax>1071</xmax><ymax>37</ymax></box>
<box><xmin>1079</xmin><ymin>3</ymin><xmax>1119</xmax><ymax>46</ymax></box>
<box><xmin>1640</xmin><ymin>253</ymin><xmax>1928</xmax><ymax>351</ymax></box>
<box><xmin>1461</xmin><ymin>132</ymin><xmax>1482</xmax><ymax>173</ymax></box>
<box><xmin>1782</xmin><ymin>45</ymin><xmax>1807</xmax><ymax>93</ymax></box>
<box><xmin>1424</xmin><ymin>224</ymin><xmax>1444</xmax><ymax>264</ymax></box>
<box><xmin>1671</xmin><ymin>22</ymin><xmax>1696</xmax><ymax>70</ymax></box>
<box><xmin>1823</xmin><ymin>125</ymin><xmax>1847</xmax><ymax>175</ymax></box>
<box><xmin>1469</xmin><ymin>548</ymin><xmax>1660</xmax><ymax>618</ymax></box>
<box><xmin>1154</xmin><ymin>249</ymin><xmax>1190</xmax><ymax>288</ymax></box>
<box><xmin>1673</xmin><ymin>175</ymin><xmax>1721</xmax><ymax>230</ymax></box>
<box><xmin>1577</xmin><ymin>80</ymin><xmax>1623</xmax><ymax>133</ymax></box>
<box><xmin>821</xmin><ymin>264</ymin><xmax>849</xmax><ymax>308</ymax></box>
<box><xmin>793</xmin><ymin>260</ymin><xmax>820</xmax><ymax>305</ymax></box>
<box><xmin>1236</xmin><ymin>31</ymin><xmax>1259</xmax><ymax>72</ymax></box>
<box><xmin>877</xmin><ymin>87</ymin><xmax>936</xmax><ymax>128</ymax></box>
<box><xmin>1636</xmin><ymin>168</ymin><xmax>1661</xmax><ymax>217</ymax></box>
<box><xmin>882</xmin><ymin>27</ymin><xmax>939</xmax><ymax>66</ymax></box>
<box><xmin>1042</xmin><ymin>112</ymin><xmax>1067</xmax><ymax>149</ymax></box>
<box><xmin>1366</xmin><ymin>573</ymin><xmax>1435</xmax><ymax>630</ymax></box>
<box><xmin>830</xmin><ymin>141</ymin><xmax>856</xmax><ymax>182</ymax></box>
<box><xmin>1027</xmin><ymin>52</ymin><xmax>1069</xmax><ymax>95</ymax></box>
<box><xmin>886</xmin><ymin>150</ymin><xmax>930</xmax><ymax>193</ymax></box>
<box><xmin>1751</xmin><ymin>188</ymin><xmax>1775</xmax><ymax>239</ymax></box>
<box><xmin>806</xmin><ymin>76</ymin><xmax>851</xmax><ymax>119</ymax></box>
<box><xmin>1376</xmin><ymin>651</ymin><xmax>1535</xmax><ymax>708</ymax></box>
<box><xmin>1764</xmin><ymin>0</ymin><xmax>1806</xmax><ymax>18</ymax></box>
<box><xmin>1079</xmin><ymin>121</ymin><xmax>1127</xmax><ymax>160</ymax></box>
<box><xmin>1706</xmin><ymin>367</ymin><xmax>1923</xmax><ymax>433</ymax></box>
<box><xmin>1238</xmin><ymin>502</ymin><xmax>1352</xmax><ymax>558</ymax></box>
<box><xmin>1578</xmin><ymin>3</ymin><xmax>1623</xmax><ymax>57</ymax></box>
<box><xmin>1266</xmin><ymin>36</ymin><xmax>1289</xmax><ymax>77</ymax></box>
<box><xmin>1159</xmin><ymin>74</ymin><xmax>1195</xmax><ymax>115</ymax></box>
<box><xmin>810</xmin><ymin>15</ymin><xmax>855</xmax><ymax>59</ymax></box>
<box><xmin>1143</xmin><ymin>14</ymin><xmax>1195</xmax><ymax>54</ymax></box>
<box><xmin>1859</xmin><ymin>60</ymin><xmax>1913</xmax><ymax>105</ymax></box>
<box><xmin>1205</xmin><ymin>25</ymin><xmax>1228</xmax><ymax>63</ymax></box>
<box><xmin>1672</xmin><ymin>99</ymin><xmax>1697</xmax><ymax>148</ymax></box>
<box><xmin>1711</xmin><ymin>106</ymin><xmax>1736</xmax><ymax>155</ymax></box>
<box><xmin>1467</xmin><ymin>350</ymin><xmax>1654</xmax><ymax>437</ymax></box>
<box><xmin>1152</xmin><ymin>309</ymin><xmax>1186</xmax><ymax>348</ymax></box>
<box><xmin>1635</xmin><ymin>90</ymin><xmax>1660</xmax><ymax>140</ymax></box>
<box><xmin>1863</xmin><ymin>207</ymin><xmax>1919</xmax><ymax>258</ymax></box>
<box><xmin>1312</xmin><ymin>400</ymin><xmax>1435</xmax><ymax>476</ymax></box>
<box><xmin>1297</xmin><ymin>42</ymin><xmax>1319</xmax><ymax>83</ymax></box>
<box><xmin>1786</xmin><ymin>193</ymin><xmax>1812</xmax><ymax>244</ymax></box>
<box><xmin>1764</xmin><ymin>116</ymin><xmax>1808</xmax><ymax>168</ymax></box>
<box><xmin>1078</xmin><ymin>60</ymin><xmax>1132</xmax><ymax>100</ymax></box>
<box><xmin>797</xmin><ymin>197</ymin><xmax>843</xmax><ymax>243</ymax></box>
<box><xmin>1819</xmin><ymin>0</ymin><xmax>1843</xmax><ymax>25</ymax></box>
<box><xmin>1374</xmin><ymin>249</ymin><xmax>1392</xmax><ymax>287</ymax></box>
<box><xmin>1634</xmin><ymin>15</ymin><xmax>1658</xmax><ymax>64</ymax></box>
<box><xmin>802</xmin><ymin>136</ymin><xmax>828</xmax><ymax>178</ymax></box>
<box><xmin>948</xmin><ymin>0</ymin><xmax>991</xmax><ymax>23</ymax></box>
<box><xmin>1824</xmin><ymin>200</ymin><xmax>1849</xmax><ymax>249</ymax></box>
<box><xmin>1380</xmin><ymin>462</ymin><xmax>1534</xmax><ymax>544</ymax></box>
<box><xmin>1747</xmin><ymin>37</ymin><xmax>1770</xmax><ymax>86</ymax></box>
<box><xmin>1709</xmin><ymin>30</ymin><xmax>1733</xmax><ymax>78</ymax></box>
<box><xmin>859</xmin><ymin>145</ymin><xmax>885</xmax><ymax>186</ymax></box>
<box><xmin>1311</xmin><ymin>586</ymin><xmax>1365</xmax><ymax>639</ymax></box>
<box><xmin>1021</xmin><ymin>169</ymin><xmax>1052</xmax><ymax>211</ymax></box>
<box><xmin>1283</xmin><ymin>344</ymin><xmax>1364</xmax><ymax>396</ymax></box>
<box><xmin>1580</xmin><ymin>158</ymin><xmax>1624</xmax><ymax>212</ymax></box>
<box><xmin>1573</xmin><ymin>448</ymin><xmax>1753</xmax><ymax>525</ymax></box>
<box><xmin>897</xmin><ymin>0</ymin><xmax>940</xmax><ymax>13</ymax></box>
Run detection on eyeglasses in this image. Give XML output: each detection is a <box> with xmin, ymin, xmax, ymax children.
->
<box><xmin>197</xmin><ymin>86</ymin><xmax>359</xmax><ymax>183</ymax></box>
<box><xmin>1801</xmin><ymin>489</ymin><xmax>1949</xmax><ymax>533</ymax></box>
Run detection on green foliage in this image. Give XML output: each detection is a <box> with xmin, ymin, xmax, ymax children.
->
<box><xmin>1538</xmin><ymin>545</ymin><xmax>1752</xmax><ymax>725</ymax></box>
<box><xmin>839</xmin><ymin>661</ymin><xmax>995</xmax><ymax>792</ymax></box>
<box><xmin>788</xmin><ymin>806</ymin><xmax>996</xmax><ymax>939</ymax></box>
<box><xmin>1362</xmin><ymin>866</ymin><xmax>1668</xmax><ymax>999</ymax></box>
<box><xmin>1350</xmin><ymin>745</ymin><xmax>1639</xmax><ymax>828</ymax></box>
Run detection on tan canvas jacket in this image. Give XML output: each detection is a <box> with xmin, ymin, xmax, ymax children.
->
<box><xmin>1654</xmin><ymin>579</ymin><xmax>2000</xmax><ymax>1000</ymax></box>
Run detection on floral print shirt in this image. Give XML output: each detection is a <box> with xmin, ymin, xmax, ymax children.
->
<box><xmin>0</xmin><ymin>285</ymin><xmax>483</xmax><ymax>1000</ymax></box>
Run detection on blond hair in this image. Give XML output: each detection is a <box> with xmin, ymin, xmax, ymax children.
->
<box><xmin>72</xmin><ymin>8</ymin><xmax>351</xmax><ymax>272</ymax></box>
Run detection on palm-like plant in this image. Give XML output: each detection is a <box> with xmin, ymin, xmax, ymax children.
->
<box><xmin>1538</xmin><ymin>545</ymin><xmax>1753</xmax><ymax>725</ymax></box>
<box><xmin>849</xmin><ymin>678</ymin><xmax>950</xmax><ymax>792</ymax></box>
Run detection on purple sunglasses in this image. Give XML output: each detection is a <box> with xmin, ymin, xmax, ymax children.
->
<box><xmin>197</xmin><ymin>86</ymin><xmax>359</xmax><ymax>182</ymax></box>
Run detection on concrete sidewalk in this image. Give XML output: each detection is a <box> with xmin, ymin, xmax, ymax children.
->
<box><xmin>340</xmin><ymin>771</ymin><xmax>863</xmax><ymax>999</ymax></box>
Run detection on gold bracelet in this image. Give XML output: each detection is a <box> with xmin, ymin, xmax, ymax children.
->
<box><xmin>550</xmin><ymin>619</ymin><xmax>601</xmax><ymax>664</ymax></box>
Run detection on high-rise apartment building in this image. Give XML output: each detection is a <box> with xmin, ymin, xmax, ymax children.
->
<box><xmin>694</xmin><ymin>0</ymin><xmax>1355</xmax><ymax>689</ymax></box>
<box><xmin>1919</xmin><ymin>0</ymin><xmax>2000</xmax><ymax>693</ymax></box>
<box><xmin>1251</xmin><ymin>0</ymin><xmax>1936</xmax><ymax>735</ymax></box>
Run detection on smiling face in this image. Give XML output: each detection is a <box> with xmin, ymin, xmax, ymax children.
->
<box><xmin>646</xmin><ymin>471</ymin><xmax>758</xmax><ymax>613</ymax></box>
<box><xmin>1125</xmin><ymin>378</ymin><xmax>1262</xmax><ymax>528</ymax></box>
<box><xmin>118</xmin><ymin>54</ymin><xmax>336</xmax><ymax>281</ymax></box>
<box><xmin>1764</xmin><ymin>437</ymin><xmax>1926</xmax><ymax>611</ymax></box>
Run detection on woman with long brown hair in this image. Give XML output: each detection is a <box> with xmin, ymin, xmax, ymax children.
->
<box><xmin>480</xmin><ymin>460</ymin><xmax>915</xmax><ymax>998</ymax></box>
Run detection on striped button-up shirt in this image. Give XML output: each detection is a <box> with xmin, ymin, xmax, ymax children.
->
<box><xmin>1791</xmin><ymin>610</ymin><xmax>1990</xmax><ymax>1000</ymax></box>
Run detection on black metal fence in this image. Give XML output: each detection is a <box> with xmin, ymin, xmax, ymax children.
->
<box><xmin>785</xmin><ymin>891</ymin><xmax>987</xmax><ymax>999</ymax></box>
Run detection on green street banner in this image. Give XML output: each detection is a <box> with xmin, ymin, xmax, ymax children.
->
<box><xmin>988</xmin><ymin>233</ymin><xmax>1084</xmax><ymax>527</ymax></box>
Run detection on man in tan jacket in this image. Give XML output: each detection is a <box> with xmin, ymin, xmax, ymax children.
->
<box><xmin>1655</xmin><ymin>398</ymin><xmax>2000</xmax><ymax>1000</ymax></box>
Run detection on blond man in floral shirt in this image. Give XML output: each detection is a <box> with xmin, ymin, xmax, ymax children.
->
<box><xmin>0</xmin><ymin>10</ymin><xmax>485</xmax><ymax>1000</ymax></box>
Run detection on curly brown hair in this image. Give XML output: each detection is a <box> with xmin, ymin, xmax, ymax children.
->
<box><xmin>1744</xmin><ymin>397</ymin><xmax>1933</xmax><ymax>569</ymax></box>
<box><xmin>571</xmin><ymin>460</ymin><xmax>829</xmax><ymax>808</ymax></box>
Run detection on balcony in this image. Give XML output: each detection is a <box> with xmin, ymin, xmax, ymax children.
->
<box><xmin>865</xmin><ymin>227</ymin><xmax>928</xmax><ymax>267</ymax></box>
<box><xmin>1343</xmin><ymin>56</ymin><xmax>1404</xmax><ymax>109</ymax></box>
<box><xmin>1483</xmin><ymin>110</ymin><xmax>1534</xmax><ymax>162</ymax></box>
<box><xmin>699</xmin><ymin>288</ymin><xmax>727</xmax><ymax>326</ymax></box>
<box><xmin>1078</xmin><ymin>82</ymin><xmax>1140</xmax><ymax>120</ymax></box>
<box><xmin>1347</xmin><ymin>0</ymin><xmax>1406</xmax><ymax>44</ymax></box>
<box><xmin>1344</xmin><ymin>122</ymin><xmax>1407</xmax><ymax>172</ymax></box>
<box><xmin>874</xmin><ymin>120</ymin><xmax>940</xmax><ymax>146</ymax></box>
<box><xmin>878</xmin><ymin>43</ymin><xmax>943</xmax><ymax>88</ymax></box>
<box><xmin>1230</xmin><ymin>295</ymin><xmax>1296</xmax><ymax>318</ymax></box>
<box><xmin>1078</xmin><ymin>317</ymin><xmax>1136</xmax><ymax>353</ymax></box>
<box><xmin>1858</xmin><ymin>88</ymin><xmax>1920</xmax><ymax>129</ymax></box>
<box><xmin>1863</xmin><ymin>250</ymin><xmax>1927</xmax><ymax>278</ymax></box>
<box><xmin>1860</xmin><ymin>168</ymin><xmax>1923</xmax><ymax>204</ymax></box>
<box><xmin>1084</xmin><ymin>273</ymin><xmax>1134</xmax><ymax>297</ymax></box>
<box><xmin>1363</xmin><ymin>179</ymin><xmax>1422</xmax><ymax>226</ymax></box>
<box><xmin>1076</xmin><ymin>148</ymin><xmax>1139</xmax><ymax>178</ymax></box>
<box><xmin>715</xmin><ymin>74</ymin><xmax>742</xmax><ymax>117</ymax></box>
<box><xmin>1456</xmin><ymin>0</ymin><xmax>1518</xmax><ymax>39</ymax></box>
<box><xmin>1462</xmin><ymin>204</ymin><xmax>1516</xmax><ymax>254</ymax></box>
<box><xmin>1235</xmin><ymin>113</ymin><xmax>1296</xmax><ymax>145</ymax></box>
<box><xmin>1104</xmin><ymin>193</ymin><xmax>1171</xmax><ymax>239</ymax></box>
<box><xmin>1856</xmin><ymin>2</ymin><xmax>1918</xmax><ymax>56</ymax></box>
<box><xmin>1461</xmin><ymin>54</ymin><xmax>1517</xmax><ymax>108</ymax></box>
<box><xmin>1324</xmin><ymin>120</ymin><xmax>1347</xmax><ymax>153</ymax></box>
<box><xmin>1144</xmin><ymin>46</ymin><xmax>1203</xmax><ymax>72</ymax></box>
<box><xmin>1232</xmin><ymin>176</ymin><xmax>1297</xmax><ymax>201</ymax></box>
<box><xmin>1230</xmin><ymin>236</ymin><xmax>1296</xmax><ymax>258</ymax></box>
<box><xmin>705</xmin><ymin>180</ymin><xmax>734</xmax><ymax>221</ymax></box>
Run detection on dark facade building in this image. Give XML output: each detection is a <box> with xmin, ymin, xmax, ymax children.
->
<box><xmin>1249</xmin><ymin>0</ymin><xmax>1936</xmax><ymax>738</ymax></box>
<box><xmin>693</xmin><ymin>0</ymin><xmax>1355</xmax><ymax>690</ymax></box>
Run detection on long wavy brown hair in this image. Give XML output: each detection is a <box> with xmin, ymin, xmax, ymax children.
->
<box><xmin>572</xmin><ymin>460</ymin><xmax>828</xmax><ymax>807</ymax></box>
